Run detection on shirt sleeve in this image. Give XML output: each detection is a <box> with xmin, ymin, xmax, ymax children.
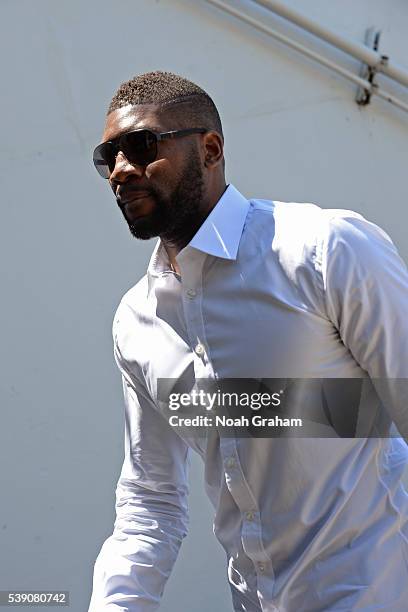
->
<box><xmin>320</xmin><ymin>211</ymin><xmax>408</xmax><ymax>441</ymax></box>
<box><xmin>88</xmin><ymin>319</ymin><xmax>190</xmax><ymax>611</ymax></box>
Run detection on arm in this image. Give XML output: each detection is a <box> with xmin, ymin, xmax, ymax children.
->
<box><xmin>89</xmin><ymin>323</ymin><xmax>190</xmax><ymax>611</ymax></box>
<box><xmin>321</xmin><ymin>211</ymin><xmax>408</xmax><ymax>441</ymax></box>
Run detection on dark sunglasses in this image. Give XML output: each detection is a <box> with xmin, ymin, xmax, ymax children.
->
<box><xmin>93</xmin><ymin>127</ymin><xmax>207</xmax><ymax>179</ymax></box>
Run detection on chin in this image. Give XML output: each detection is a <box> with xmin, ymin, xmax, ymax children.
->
<box><xmin>128</xmin><ymin>218</ymin><xmax>162</xmax><ymax>240</ymax></box>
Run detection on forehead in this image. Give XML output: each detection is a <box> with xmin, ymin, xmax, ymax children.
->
<box><xmin>102</xmin><ymin>104</ymin><xmax>167</xmax><ymax>142</ymax></box>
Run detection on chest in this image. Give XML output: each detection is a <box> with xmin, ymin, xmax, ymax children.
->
<box><xmin>125</xmin><ymin>261</ymin><xmax>362</xmax><ymax>404</ymax></box>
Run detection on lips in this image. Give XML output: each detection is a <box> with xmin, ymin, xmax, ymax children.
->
<box><xmin>117</xmin><ymin>191</ymin><xmax>151</xmax><ymax>206</ymax></box>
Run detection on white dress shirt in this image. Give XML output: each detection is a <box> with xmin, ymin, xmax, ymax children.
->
<box><xmin>89</xmin><ymin>184</ymin><xmax>408</xmax><ymax>611</ymax></box>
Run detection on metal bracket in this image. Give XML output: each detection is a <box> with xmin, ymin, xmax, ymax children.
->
<box><xmin>356</xmin><ymin>27</ymin><xmax>382</xmax><ymax>106</ymax></box>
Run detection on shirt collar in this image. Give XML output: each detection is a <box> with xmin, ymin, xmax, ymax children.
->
<box><xmin>147</xmin><ymin>184</ymin><xmax>250</xmax><ymax>287</ymax></box>
<box><xmin>186</xmin><ymin>183</ymin><xmax>250</xmax><ymax>260</ymax></box>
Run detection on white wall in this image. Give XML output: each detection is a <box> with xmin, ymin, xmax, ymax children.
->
<box><xmin>1</xmin><ymin>1</ymin><xmax>407</xmax><ymax>610</ymax></box>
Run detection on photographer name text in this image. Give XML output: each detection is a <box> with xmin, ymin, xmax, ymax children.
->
<box><xmin>168</xmin><ymin>414</ymin><xmax>303</xmax><ymax>428</ymax></box>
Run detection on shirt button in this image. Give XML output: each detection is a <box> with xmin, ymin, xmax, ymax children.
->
<box><xmin>245</xmin><ymin>511</ymin><xmax>255</xmax><ymax>521</ymax></box>
<box><xmin>186</xmin><ymin>289</ymin><xmax>197</xmax><ymax>298</ymax></box>
<box><xmin>258</xmin><ymin>564</ymin><xmax>265</xmax><ymax>572</ymax></box>
<box><xmin>195</xmin><ymin>343</ymin><xmax>205</xmax><ymax>356</ymax></box>
<box><xmin>225</xmin><ymin>457</ymin><xmax>236</xmax><ymax>469</ymax></box>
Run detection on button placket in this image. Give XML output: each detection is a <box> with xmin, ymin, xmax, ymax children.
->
<box><xmin>195</xmin><ymin>343</ymin><xmax>205</xmax><ymax>356</ymax></box>
<box><xmin>225</xmin><ymin>457</ymin><xmax>236</xmax><ymax>469</ymax></box>
<box><xmin>220</xmin><ymin>438</ymin><xmax>274</xmax><ymax>600</ymax></box>
<box><xmin>177</xmin><ymin>249</ymin><xmax>215</xmax><ymax>380</ymax></box>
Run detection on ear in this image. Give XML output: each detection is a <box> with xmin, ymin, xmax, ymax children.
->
<box><xmin>202</xmin><ymin>131</ymin><xmax>224</xmax><ymax>168</ymax></box>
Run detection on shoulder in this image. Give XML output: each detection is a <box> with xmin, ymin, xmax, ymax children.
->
<box><xmin>109</xmin><ymin>274</ymin><xmax>151</xmax><ymax>383</ymax></box>
<box><xmin>248</xmin><ymin>196</ymin><xmax>393</xmax><ymax>266</ymax></box>
<box><xmin>246</xmin><ymin>197</ymin><xmax>355</xmax><ymax>272</ymax></box>
<box><xmin>245</xmin><ymin>197</ymin><xmax>398</xmax><ymax>312</ymax></box>
<box><xmin>315</xmin><ymin>209</ymin><xmax>398</xmax><ymax>290</ymax></box>
<box><xmin>112</xmin><ymin>274</ymin><xmax>149</xmax><ymax>342</ymax></box>
<box><xmin>254</xmin><ymin>197</ymin><xmax>373</xmax><ymax>244</ymax></box>
<box><xmin>247</xmin><ymin>197</ymin><xmax>340</xmax><ymax>252</ymax></box>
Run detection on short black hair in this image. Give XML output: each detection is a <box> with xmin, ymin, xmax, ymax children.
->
<box><xmin>107</xmin><ymin>70</ymin><xmax>223</xmax><ymax>140</ymax></box>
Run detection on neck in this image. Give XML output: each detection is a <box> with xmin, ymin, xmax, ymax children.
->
<box><xmin>162</xmin><ymin>181</ymin><xmax>227</xmax><ymax>274</ymax></box>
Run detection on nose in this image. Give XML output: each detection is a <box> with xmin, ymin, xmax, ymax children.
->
<box><xmin>109</xmin><ymin>150</ymin><xmax>145</xmax><ymax>185</ymax></box>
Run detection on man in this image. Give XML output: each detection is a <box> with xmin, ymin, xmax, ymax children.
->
<box><xmin>89</xmin><ymin>71</ymin><xmax>408</xmax><ymax>611</ymax></box>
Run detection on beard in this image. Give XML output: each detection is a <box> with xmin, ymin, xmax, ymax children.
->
<box><xmin>120</xmin><ymin>147</ymin><xmax>206</xmax><ymax>244</ymax></box>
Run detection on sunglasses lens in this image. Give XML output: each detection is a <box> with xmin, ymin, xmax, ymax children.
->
<box><xmin>93</xmin><ymin>143</ymin><xmax>115</xmax><ymax>179</ymax></box>
<box><xmin>122</xmin><ymin>130</ymin><xmax>157</xmax><ymax>166</ymax></box>
<box><xmin>93</xmin><ymin>130</ymin><xmax>158</xmax><ymax>178</ymax></box>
